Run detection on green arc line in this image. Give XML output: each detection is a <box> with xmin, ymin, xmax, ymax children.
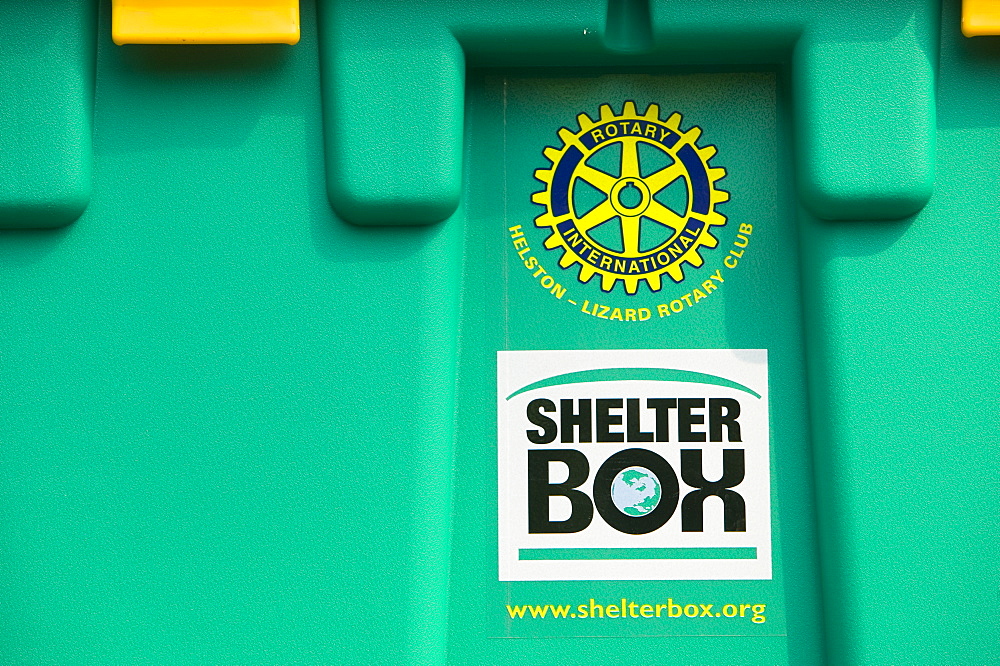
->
<box><xmin>505</xmin><ymin>368</ymin><xmax>761</xmax><ymax>400</ymax></box>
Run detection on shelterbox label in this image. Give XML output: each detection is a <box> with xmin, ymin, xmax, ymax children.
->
<box><xmin>497</xmin><ymin>349</ymin><xmax>771</xmax><ymax>581</ymax></box>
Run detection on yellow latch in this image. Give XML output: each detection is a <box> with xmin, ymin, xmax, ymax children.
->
<box><xmin>112</xmin><ymin>0</ymin><xmax>299</xmax><ymax>45</ymax></box>
<box><xmin>962</xmin><ymin>0</ymin><xmax>1000</xmax><ymax>36</ymax></box>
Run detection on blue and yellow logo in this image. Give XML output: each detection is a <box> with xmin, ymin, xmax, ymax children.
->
<box><xmin>532</xmin><ymin>102</ymin><xmax>728</xmax><ymax>294</ymax></box>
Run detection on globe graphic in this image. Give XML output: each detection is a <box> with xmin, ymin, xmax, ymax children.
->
<box><xmin>611</xmin><ymin>466</ymin><xmax>662</xmax><ymax>516</ymax></box>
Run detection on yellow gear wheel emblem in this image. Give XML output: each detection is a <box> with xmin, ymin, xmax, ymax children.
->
<box><xmin>532</xmin><ymin>102</ymin><xmax>729</xmax><ymax>294</ymax></box>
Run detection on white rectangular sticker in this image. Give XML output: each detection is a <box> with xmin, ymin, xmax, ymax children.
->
<box><xmin>498</xmin><ymin>349</ymin><xmax>771</xmax><ymax>581</ymax></box>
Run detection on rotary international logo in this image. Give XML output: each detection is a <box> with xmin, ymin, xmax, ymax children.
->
<box><xmin>508</xmin><ymin>102</ymin><xmax>752</xmax><ymax>322</ymax></box>
<box><xmin>532</xmin><ymin>101</ymin><xmax>728</xmax><ymax>294</ymax></box>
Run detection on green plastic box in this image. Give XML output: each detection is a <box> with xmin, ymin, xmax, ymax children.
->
<box><xmin>0</xmin><ymin>1</ymin><xmax>996</xmax><ymax>664</ymax></box>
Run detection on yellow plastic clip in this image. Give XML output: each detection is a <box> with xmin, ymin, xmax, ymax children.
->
<box><xmin>112</xmin><ymin>0</ymin><xmax>300</xmax><ymax>45</ymax></box>
<box><xmin>962</xmin><ymin>0</ymin><xmax>1000</xmax><ymax>37</ymax></box>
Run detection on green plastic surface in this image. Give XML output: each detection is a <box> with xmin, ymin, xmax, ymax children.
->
<box><xmin>0</xmin><ymin>0</ymin><xmax>997</xmax><ymax>664</ymax></box>
<box><xmin>0</xmin><ymin>1</ymin><xmax>96</xmax><ymax>228</ymax></box>
<box><xmin>320</xmin><ymin>0</ymin><xmax>936</xmax><ymax>225</ymax></box>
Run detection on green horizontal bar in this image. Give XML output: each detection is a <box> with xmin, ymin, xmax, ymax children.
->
<box><xmin>519</xmin><ymin>547</ymin><xmax>757</xmax><ymax>561</ymax></box>
<box><xmin>505</xmin><ymin>368</ymin><xmax>762</xmax><ymax>401</ymax></box>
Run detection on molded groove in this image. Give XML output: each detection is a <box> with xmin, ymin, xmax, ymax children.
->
<box><xmin>605</xmin><ymin>0</ymin><xmax>653</xmax><ymax>53</ymax></box>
